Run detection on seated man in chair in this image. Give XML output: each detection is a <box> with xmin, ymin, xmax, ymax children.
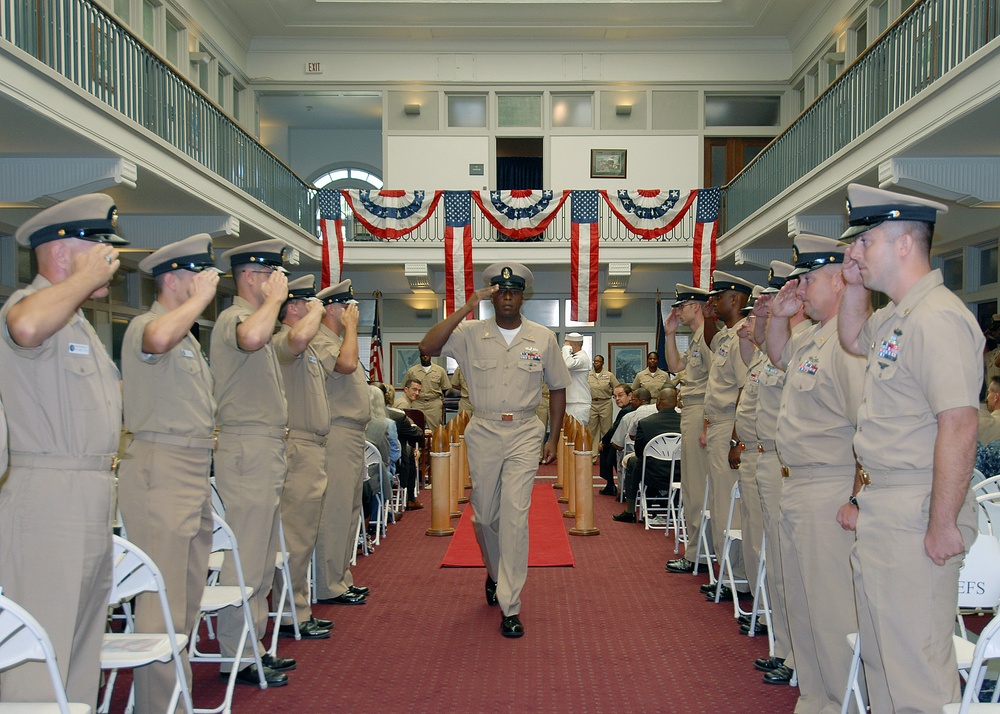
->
<box><xmin>613</xmin><ymin>386</ymin><xmax>682</xmax><ymax>522</ymax></box>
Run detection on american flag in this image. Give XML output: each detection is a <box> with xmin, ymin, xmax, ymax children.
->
<box><xmin>369</xmin><ymin>293</ymin><xmax>384</xmax><ymax>382</ymax></box>
<box><xmin>570</xmin><ymin>190</ymin><xmax>600</xmax><ymax>322</ymax></box>
<box><xmin>444</xmin><ymin>191</ymin><xmax>474</xmax><ymax>318</ymax></box>
<box><xmin>318</xmin><ymin>188</ymin><xmax>344</xmax><ymax>288</ymax></box>
<box><xmin>693</xmin><ymin>188</ymin><xmax>720</xmax><ymax>289</ymax></box>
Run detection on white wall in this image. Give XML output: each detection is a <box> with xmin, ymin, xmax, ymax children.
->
<box><xmin>387</xmin><ymin>136</ymin><xmax>491</xmax><ymax>189</ymax></box>
<box><xmin>289</xmin><ymin>129</ymin><xmax>383</xmax><ymax>183</ymax></box>
<box><xmin>550</xmin><ymin>135</ymin><xmax>700</xmax><ymax>189</ymax></box>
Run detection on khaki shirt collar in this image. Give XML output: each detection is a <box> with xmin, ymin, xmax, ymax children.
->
<box><xmin>480</xmin><ymin>317</ymin><xmax>537</xmax><ymax>348</ymax></box>
<box><xmin>887</xmin><ymin>269</ymin><xmax>943</xmax><ymax>319</ymax></box>
<box><xmin>31</xmin><ymin>274</ymin><xmax>81</xmax><ymax>327</ymax></box>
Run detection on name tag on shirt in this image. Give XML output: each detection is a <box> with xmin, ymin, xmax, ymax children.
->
<box><xmin>308</xmin><ymin>355</ymin><xmax>318</xmax><ymax>364</ymax></box>
<box><xmin>68</xmin><ymin>342</ymin><xmax>90</xmax><ymax>356</ymax></box>
<box><xmin>180</xmin><ymin>348</ymin><xmax>196</xmax><ymax>359</ymax></box>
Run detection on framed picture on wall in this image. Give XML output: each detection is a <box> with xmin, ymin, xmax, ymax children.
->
<box><xmin>609</xmin><ymin>342</ymin><xmax>647</xmax><ymax>386</ymax></box>
<box><xmin>591</xmin><ymin>149</ymin><xmax>627</xmax><ymax>179</ymax></box>
<box><xmin>391</xmin><ymin>342</ymin><xmax>422</xmax><ymax>387</ymax></box>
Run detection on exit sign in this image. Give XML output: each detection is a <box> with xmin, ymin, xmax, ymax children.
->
<box><xmin>306</xmin><ymin>62</ymin><xmax>322</xmax><ymax>74</ymax></box>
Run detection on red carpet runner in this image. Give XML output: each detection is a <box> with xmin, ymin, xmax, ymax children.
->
<box><xmin>440</xmin><ymin>483</ymin><xmax>575</xmax><ymax>567</ymax></box>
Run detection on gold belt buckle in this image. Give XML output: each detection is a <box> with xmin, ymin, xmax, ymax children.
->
<box><xmin>111</xmin><ymin>455</ymin><xmax>121</xmax><ymax>472</ymax></box>
<box><xmin>757</xmin><ymin>442</ymin><xmax>764</xmax><ymax>453</ymax></box>
<box><xmin>860</xmin><ymin>468</ymin><xmax>872</xmax><ymax>486</ymax></box>
<box><xmin>501</xmin><ymin>413</ymin><xmax>514</xmax><ymax>421</ymax></box>
<box><xmin>781</xmin><ymin>465</ymin><xmax>790</xmax><ymax>479</ymax></box>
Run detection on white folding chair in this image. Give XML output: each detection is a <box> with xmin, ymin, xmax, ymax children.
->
<box><xmin>747</xmin><ymin>530</ymin><xmax>774</xmax><ymax>655</ymax></box>
<box><xmin>267</xmin><ymin>518</ymin><xmax>300</xmax><ymax>656</ymax></box>
<box><xmin>957</xmin><ymin>529</ymin><xmax>1000</xmax><ymax>638</ymax></box>
<box><xmin>365</xmin><ymin>441</ymin><xmax>389</xmax><ymax>545</ymax></box>
<box><xmin>189</xmin><ymin>514</ymin><xmax>267</xmax><ymax>714</ymax></box>
<box><xmin>977</xmin><ymin>492</ymin><xmax>1000</xmax><ymax>537</ymax></box>
<box><xmin>943</xmin><ymin>614</ymin><xmax>1000</xmax><ymax>713</ymax></box>
<box><xmin>636</xmin><ymin>433</ymin><xmax>681</xmax><ymax>530</ymax></box>
<box><xmin>691</xmin><ymin>478</ymin><xmax>718</xmax><ymax>583</ymax></box>
<box><xmin>711</xmin><ymin>481</ymin><xmax>754</xmax><ymax>618</ymax></box>
<box><xmin>99</xmin><ymin>536</ymin><xmax>193</xmax><ymax>714</ymax></box>
<box><xmin>0</xmin><ymin>589</ymin><xmax>92</xmax><ymax>714</ymax></box>
<box><xmin>842</xmin><ymin>631</ymin><xmax>977</xmax><ymax>714</ymax></box>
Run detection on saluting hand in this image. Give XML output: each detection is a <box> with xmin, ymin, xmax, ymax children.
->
<box><xmin>305</xmin><ymin>298</ymin><xmax>326</xmax><ymax>318</ymax></box>
<box><xmin>187</xmin><ymin>269</ymin><xmax>219</xmax><ymax>307</ymax></box>
<box><xmin>342</xmin><ymin>301</ymin><xmax>360</xmax><ymax>328</ymax></box>
<box><xmin>769</xmin><ymin>280</ymin><xmax>803</xmax><ymax>318</ymax></box>
<box><xmin>842</xmin><ymin>244</ymin><xmax>865</xmax><ymax>287</ymax></box>
<box><xmin>72</xmin><ymin>243</ymin><xmax>120</xmax><ymax>292</ymax></box>
<box><xmin>261</xmin><ymin>270</ymin><xmax>288</xmax><ymax>303</ymax></box>
<box><xmin>663</xmin><ymin>307</ymin><xmax>681</xmax><ymax>334</ymax></box>
<box><xmin>464</xmin><ymin>285</ymin><xmax>498</xmax><ymax>312</ymax></box>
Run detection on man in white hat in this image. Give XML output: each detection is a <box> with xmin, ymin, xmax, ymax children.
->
<box><xmin>562</xmin><ymin>332</ymin><xmax>591</xmax><ymax>424</ymax></box>
<box><xmin>420</xmin><ymin>262</ymin><xmax>571</xmax><ymax>638</ymax></box>
<box><xmin>271</xmin><ymin>275</ymin><xmax>333</xmax><ymax>639</ymax></box>
<box><xmin>0</xmin><ymin>193</ymin><xmax>124</xmax><ymax>706</ymax></box>
<box><xmin>119</xmin><ymin>233</ymin><xmax>221</xmax><ymax>711</ymax></box>
<box><xmin>312</xmin><ymin>279</ymin><xmax>372</xmax><ymax>606</ymax></box>
<box><xmin>839</xmin><ymin>184</ymin><xmax>981</xmax><ymax>712</ymax></box>
<box><xmin>211</xmin><ymin>239</ymin><xmax>294</xmax><ymax>687</ymax></box>
<box><xmin>765</xmin><ymin>235</ymin><xmax>866</xmax><ymax>707</ymax></box>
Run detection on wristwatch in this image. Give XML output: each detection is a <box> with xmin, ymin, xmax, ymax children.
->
<box><xmin>729</xmin><ymin>439</ymin><xmax>742</xmax><ymax>448</ymax></box>
<box><xmin>849</xmin><ymin>494</ymin><xmax>859</xmax><ymax>507</ymax></box>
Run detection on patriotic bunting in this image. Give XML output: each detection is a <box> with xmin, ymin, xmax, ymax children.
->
<box><xmin>600</xmin><ymin>189</ymin><xmax>697</xmax><ymax>240</ymax></box>
<box><xmin>343</xmin><ymin>189</ymin><xmax>443</xmax><ymax>240</ymax></box>
<box><xmin>443</xmin><ymin>191</ymin><xmax>475</xmax><ymax>319</ymax></box>
<box><xmin>318</xmin><ymin>188</ymin><xmax>344</xmax><ymax>288</ymax></box>
<box><xmin>692</xmin><ymin>188</ymin><xmax>720</xmax><ymax>289</ymax></box>
<box><xmin>570</xmin><ymin>191</ymin><xmax>600</xmax><ymax>323</ymax></box>
<box><xmin>472</xmin><ymin>189</ymin><xmax>570</xmax><ymax>240</ymax></box>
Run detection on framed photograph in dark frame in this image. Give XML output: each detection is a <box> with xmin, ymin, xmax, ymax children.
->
<box><xmin>609</xmin><ymin>342</ymin><xmax>648</xmax><ymax>385</ymax></box>
<box><xmin>591</xmin><ymin>149</ymin><xmax>627</xmax><ymax>179</ymax></box>
<box><xmin>391</xmin><ymin>342</ymin><xmax>422</xmax><ymax>387</ymax></box>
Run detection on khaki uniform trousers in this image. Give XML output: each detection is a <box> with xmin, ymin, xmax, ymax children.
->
<box><xmin>315</xmin><ymin>423</ymin><xmax>365</xmax><ymax>599</ymax></box>
<box><xmin>118</xmin><ymin>439</ymin><xmax>213</xmax><ymax>713</ymax></box>
<box><xmin>736</xmin><ymin>447</ymin><xmax>763</xmax><ymax>594</ymax></box>
<box><xmin>756</xmin><ymin>449</ymin><xmax>793</xmax><ymax>665</ymax></box>
<box><xmin>780</xmin><ymin>466</ymin><xmax>857</xmax><ymax>714</ymax></box>
<box><xmin>273</xmin><ymin>435</ymin><xmax>328</xmax><ymax>623</ymax></box>
<box><xmin>414</xmin><ymin>397</ymin><xmax>444</xmax><ymax>432</ymax></box>
<box><xmin>589</xmin><ymin>399</ymin><xmax>613</xmax><ymax>456</ymax></box>
<box><xmin>679</xmin><ymin>402</ymin><xmax>709</xmax><ymax>560</ymax></box>
<box><xmin>214</xmin><ymin>432</ymin><xmax>285</xmax><ymax>665</ymax></box>
<box><xmin>466</xmin><ymin>415</ymin><xmax>545</xmax><ymax>616</ymax></box>
<box><xmin>853</xmin><ymin>479</ymin><xmax>977</xmax><ymax>714</ymax></box>
<box><xmin>0</xmin><ymin>465</ymin><xmax>113</xmax><ymax>706</ymax></box>
<box><xmin>706</xmin><ymin>419</ymin><xmax>745</xmax><ymax>581</ymax></box>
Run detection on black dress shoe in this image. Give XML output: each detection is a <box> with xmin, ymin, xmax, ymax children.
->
<box><xmin>705</xmin><ymin>584</ymin><xmax>733</xmax><ymax>601</ymax></box>
<box><xmin>738</xmin><ymin>614</ymin><xmax>752</xmax><ymax>626</ymax></box>
<box><xmin>700</xmin><ymin>582</ymin><xmax>726</xmax><ymax>595</ymax></box>
<box><xmin>740</xmin><ymin>621</ymin><xmax>768</xmax><ymax>636</ymax></box>
<box><xmin>665</xmin><ymin>558</ymin><xmax>695</xmax><ymax>573</ymax></box>
<box><xmin>753</xmin><ymin>656</ymin><xmax>785</xmax><ymax>673</ymax></box>
<box><xmin>598</xmin><ymin>485</ymin><xmax>617</xmax><ymax>496</ymax></box>
<box><xmin>227</xmin><ymin>664</ymin><xmax>288</xmax><ymax>687</ymax></box>
<box><xmin>318</xmin><ymin>591</ymin><xmax>366</xmax><ymax>605</ymax></box>
<box><xmin>500</xmin><ymin>614</ymin><xmax>524</xmax><ymax>638</ymax></box>
<box><xmin>348</xmin><ymin>585</ymin><xmax>370</xmax><ymax>596</ymax></box>
<box><xmin>279</xmin><ymin>620</ymin><xmax>330</xmax><ymax>639</ymax></box>
<box><xmin>260</xmin><ymin>653</ymin><xmax>297</xmax><ymax>672</ymax></box>
<box><xmin>612</xmin><ymin>510</ymin><xmax>636</xmax><ymax>523</ymax></box>
<box><xmin>762</xmin><ymin>664</ymin><xmax>794</xmax><ymax>685</ymax></box>
<box><xmin>310</xmin><ymin>615</ymin><xmax>333</xmax><ymax>629</ymax></box>
<box><xmin>405</xmin><ymin>501</ymin><xmax>424</xmax><ymax>510</ymax></box>
<box><xmin>485</xmin><ymin>575</ymin><xmax>498</xmax><ymax>606</ymax></box>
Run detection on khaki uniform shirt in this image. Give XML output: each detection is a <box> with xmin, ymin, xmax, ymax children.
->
<box><xmin>854</xmin><ymin>270</ymin><xmax>984</xmax><ymax>473</ymax></box>
<box><xmin>978</xmin><ymin>409</ymin><xmax>1000</xmax><ymax>445</ymax></box>
<box><xmin>632</xmin><ymin>368</ymin><xmax>670</xmax><ymax>400</ymax></box>
<box><xmin>735</xmin><ymin>348</ymin><xmax>766</xmax><ymax>444</ymax></box>
<box><xmin>756</xmin><ymin>320</ymin><xmax>812</xmax><ymax>442</ymax></box>
<box><xmin>678</xmin><ymin>324</ymin><xmax>710</xmax><ymax>404</ymax></box>
<box><xmin>0</xmin><ymin>275</ymin><xmax>121</xmax><ymax>456</ymax></box>
<box><xmin>314</xmin><ymin>324</ymin><xmax>371</xmax><ymax>429</ymax></box>
<box><xmin>588</xmin><ymin>370</ymin><xmax>619</xmax><ymax>404</ymax></box>
<box><xmin>394</xmin><ymin>394</ymin><xmax>412</xmax><ymax>410</ymax></box>
<box><xmin>404</xmin><ymin>363</ymin><xmax>451</xmax><ymax>407</ymax></box>
<box><xmin>0</xmin><ymin>399</ymin><xmax>7</xmax><ymax>473</ymax></box>
<box><xmin>776</xmin><ymin>318</ymin><xmax>865</xmax><ymax>470</ymax></box>
<box><xmin>441</xmin><ymin>317</ymin><xmax>571</xmax><ymax>414</ymax></box>
<box><xmin>274</xmin><ymin>325</ymin><xmax>330</xmax><ymax>436</ymax></box>
<box><xmin>211</xmin><ymin>296</ymin><xmax>287</xmax><ymax>428</ymax></box>
<box><xmin>452</xmin><ymin>367</ymin><xmax>474</xmax><ymax>413</ymax></box>
<box><xmin>704</xmin><ymin>320</ymin><xmax>749</xmax><ymax>420</ymax></box>
<box><xmin>122</xmin><ymin>301</ymin><xmax>215</xmax><ymax>437</ymax></box>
